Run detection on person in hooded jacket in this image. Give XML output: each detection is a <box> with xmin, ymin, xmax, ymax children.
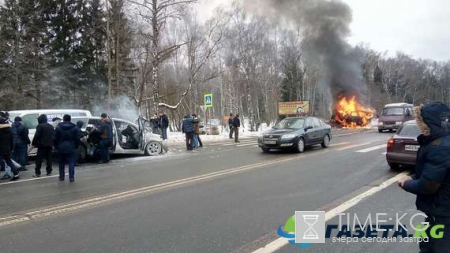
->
<box><xmin>192</xmin><ymin>114</ymin><xmax>203</xmax><ymax>148</ymax></box>
<box><xmin>182</xmin><ymin>114</ymin><xmax>194</xmax><ymax>151</ymax></box>
<box><xmin>159</xmin><ymin>112</ymin><xmax>169</xmax><ymax>140</ymax></box>
<box><xmin>32</xmin><ymin>114</ymin><xmax>55</xmax><ymax>177</ymax></box>
<box><xmin>398</xmin><ymin>102</ymin><xmax>450</xmax><ymax>253</ymax></box>
<box><xmin>54</xmin><ymin>114</ymin><xmax>81</xmax><ymax>182</ymax></box>
<box><xmin>0</xmin><ymin>111</ymin><xmax>20</xmax><ymax>181</ymax></box>
<box><xmin>96</xmin><ymin>113</ymin><xmax>113</xmax><ymax>163</ymax></box>
<box><xmin>11</xmin><ymin>116</ymin><xmax>30</xmax><ymax>169</ymax></box>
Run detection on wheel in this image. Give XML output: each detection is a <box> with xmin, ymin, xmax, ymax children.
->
<box><xmin>76</xmin><ymin>145</ymin><xmax>87</xmax><ymax>164</ymax></box>
<box><xmin>388</xmin><ymin>163</ymin><xmax>400</xmax><ymax>170</ymax></box>
<box><xmin>321</xmin><ymin>134</ymin><xmax>330</xmax><ymax>148</ymax></box>
<box><xmin>295</xmin><ymin>138</ymin><xmax>305</xmax><ymax>153</ymax></box>
<box><xmin>378</xmin><ymin>129</ymin><xmax>383</xmax><ymax>133</ymax></box>
<box><xmin>261</xmin><ymin>147</ymin><xmax>270</xmax><ymax>153</ymax></box>
<box><xmin>145</xmin><ymin>141</ymin><xmax>162</xmax><ymax>156</ymax></box>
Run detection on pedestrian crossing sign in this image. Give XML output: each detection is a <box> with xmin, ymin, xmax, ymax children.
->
<box><xmin>204</xmin><ymin>93</ymin><xmax>213</xmax><ymax>108</ymax></box>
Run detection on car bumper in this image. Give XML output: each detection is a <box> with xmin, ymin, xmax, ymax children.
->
<box><xmin>386</xmin><ymin>152</ymin><xmax>416</xmax><ymax>165</ymax></box>
<box><xmin>258</xmin><ymin>138</ymin><xmax>296</xmax><ymax>149</ymax></box>
<box><xmin>378</xmin><ymin>124</ymin><xmax>401</xmax><ymax>130</ymax></box>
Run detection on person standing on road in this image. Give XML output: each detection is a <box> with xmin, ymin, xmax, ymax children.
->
<box><xmin>398</xmin><ymin>102</ymin><xmax>450</xmax><ymax>253</ymax></box>
<box><xmin>96</xmin><ymin>113</ymin><xmax>113</xmax><ymax>164</ymax></box>
<box><xmin>228</xmin><ymin>113</ymin><xmax>234</xmax><ymax>139</ymax></box>
<box><xmin>159</xmin><ymin>112</ymin><xmax>169</xmax><ymax>140</ymax></box>
<box><xmin>0</xmin><ymin>111</ymin><xmax>20</xmax><ymax>181</ymax></box>
<box><xmin>192</xmin><ymin>114</ymin><xmax>203</xmax><ymax>148</ymax></box>
<box><xmin>11</xmin><ymin>116</ymin><xmax>30</xmax><ymax>169</ymax></box>
<box><xmin>182</xmin><ymin>114</ymin><xmax>195</xmax><ymax>151</ymax></box>
<box><xmin>150</xmin><ymin>113</ymin><xmax>159</xmax><ymax>134</ymax></box>
<box><xmin>54</xmin><ymin>114</ymin><xmax>81</xmax><ymax>182</ymax></box>
<box><xmin>233</xmin><ymin>114</ymin><xmax>241</xmax><ymax>143</ymax></box>
<box><xmin>32</xmin><ymin>114</ymin><xmax>55</xmax><ymax>177</ymax></box>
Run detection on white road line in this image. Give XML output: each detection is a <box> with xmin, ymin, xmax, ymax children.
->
<box><xmin>237</xmin><ymin>143</ymin><xmax>258</xmax><ymax>147</ymax></box>
<box><xmin>0</xmin><ymin>173</ymin><xmax>69</xmax><ymax>186</ymax></box>
<box><xmin>382</xmin><ymin>152</ymin><xmax>387</xmax><ymax>155</ymax></box>
<box><xmin>335</xmin><ymin>142</ymin><xmax>372</xmax><ymax>151</ymax></box>
<box><xmin>251</xmin><ymin>172</ymin><xmax>408</xmax><ymax>253</ymax></box>
<box><xmin>0</xmin><ymin>155</ymin><xmax>315</xmax><ymax>227</ymax></box>
<box><xmin>355</xmin><ymin>144</ymin><xmax>386</xmax><ymax>153</ymax></box>
<box><xmin>329</xmin><ymin>142</ymin><xmax>350</xmax><ymax>147</ymax></box>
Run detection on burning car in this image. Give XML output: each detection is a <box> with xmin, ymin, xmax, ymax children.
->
<box><xmin>334</xmin><ymin>96</ymin><xmax>375</xmax><ymax>128</ymax></box>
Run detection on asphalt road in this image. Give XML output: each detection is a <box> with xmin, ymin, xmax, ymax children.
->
<box><xmin>0</xmin><ymin>129</ymin><xmax>419</xmax><ymax>253</ymax></box>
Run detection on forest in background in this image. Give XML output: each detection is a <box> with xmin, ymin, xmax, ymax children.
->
<box><xmin>1</xmin><ymin>0</ymin><xmax>449</xmax><ymax>130</ymax></box>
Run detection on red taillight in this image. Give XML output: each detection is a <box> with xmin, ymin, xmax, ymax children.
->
<box><xmin>387</xmin><ymin>138</ymin><xmax>394</xmax><ymax>149</ymax></box>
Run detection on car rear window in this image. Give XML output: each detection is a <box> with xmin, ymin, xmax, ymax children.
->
<box><xmin>398</xmin><ymin>124</ymin><xmax>421</xmax><ymax>137</ymax></box>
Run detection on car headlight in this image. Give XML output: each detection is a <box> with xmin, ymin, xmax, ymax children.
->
<box><xmin>395</xmin><ymin>122</ymin><xmax>402</xmax><ymax>125</ymax></box>
<box><xmin>378</xmin><ymin>122</ymin><xmax>384</xmax><ymax>126</ymax></box>
<box><xmin>281</xmin><ymin>134</ymin><xmax>297</xmax><ymax>139</ymax></box>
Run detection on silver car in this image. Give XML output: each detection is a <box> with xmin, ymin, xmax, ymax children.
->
<box><xmin>73</xmin><ymin>116</ymin><xmax>167</xmax><ymax>162</ymax></box>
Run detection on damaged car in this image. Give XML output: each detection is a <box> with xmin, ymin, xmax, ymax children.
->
<box><xmin>73</xmin><ymin>116</ymin><xmax>167</xmax><ymax>163</ymax></box>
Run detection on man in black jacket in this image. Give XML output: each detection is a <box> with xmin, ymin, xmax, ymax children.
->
<box><xmin>32</xmin><ymin>114</ymin><xmax>55</xmax><ymax>177</ymax></box>
<box><xmin>12</xmin><ymin>116</ymin><xmax>30</xmax><ymax>169</ymax></box>
<box><xmin>159</xmin><ymin>112</ymin><xmax>169</xmax><ymax>140</ymax></box>
<box><xmin>233</xmin><ymin>114</ymin><xmax>241</xmax><ymax>143</ymax></box>
<box><xmin>54</xmin><ymin>115</ymin><xmax>81</xmax><ymax>182</ymax></box>
<box><xmin>228</xmin><ymin>113</ymin><xmax>234</xmax><ymax>139</ymax></box>
<box><xmin>0</xmin><ymin>111</ymin><xmax>20</xmax><ymax>181</ymax></box>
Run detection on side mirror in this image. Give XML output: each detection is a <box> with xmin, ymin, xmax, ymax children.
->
<box><xmin>305</xmin><ymin>126</ymin><xmax>313</xmax><ymax>131</ymax></box>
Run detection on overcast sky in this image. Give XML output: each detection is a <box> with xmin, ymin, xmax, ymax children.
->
<box><xmin>197</xmin><ymin>0</ymin><xmax>450</xmax><ymax>61</ymax></box>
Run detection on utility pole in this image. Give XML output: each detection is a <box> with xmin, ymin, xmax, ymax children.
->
<box><xmin>106</xmin><ymin>0</ymin><xmax>112</xmax><ymax>110</ymax></box>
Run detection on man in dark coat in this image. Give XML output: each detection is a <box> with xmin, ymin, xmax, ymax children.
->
<box><xmin>54</xmin><ymin>114</ymin><xmax>81</xmax><ymax>182</ymax></box>
<box><xmin>398</xmin><ymin>102</ymin><xmax>450</xmax><ymax>253</ymax></box>
<box><xmin>12</xmin><ymin>116</ymin><xmax>30</xmax><ymax>169</ymax></box>
<box><xmin>150</xmin><ymin>113</ymin><xmax>159</xmax><ymax>134</ymax></box>
<box><xmin>233</xmin><ymin>114</ymin><xmax>241</xmax><ymax>143</ymax></box>
<box><xmin>228</xmin><ymin>113</ymin><xmax>234</xmax><ymax>139</ymax></box>
<box><xmin>0</xmin><ymin>111</ymin><xmax>20</xmax><ymax>181</ymax></box>
<box><xmin>159</xmin><ymin>112</ymin><xmax>169</xmax><ymax>140</ymax></box>
<box><xmin>32</xmin><ymin>114</ymin><xmax>55</xmax><ymax>177</ymax></box>
<box><xmin>96</xmin><ymin>113</ymin><xmax>113</xmax><ymax>163</ymax></box>
<box><xmin>181</xmin><ymin>114</ymin><xmax>194</xmax><ymax>151</ymax></box>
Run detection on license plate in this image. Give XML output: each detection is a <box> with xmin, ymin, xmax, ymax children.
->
<box><xmin>264</xmin><ymin>140</ymin><xmax>277</xmax><ymax>145</ymax></box>
<box><xmin>405</xmin><ymin>145</ymin><xmax>419</xmax><ymax>151</ymax></box>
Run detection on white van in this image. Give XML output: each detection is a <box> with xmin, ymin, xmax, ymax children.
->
<box><xmin>7</xmin><ymin>109</ymin><xmax>92</xmax><ymax>155</ymax></box>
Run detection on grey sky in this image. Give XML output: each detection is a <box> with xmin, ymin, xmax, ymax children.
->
<box><xmin>197</xmin><ymin>0</ymin><xmax>450</xmax><ymax>61</ymax></box>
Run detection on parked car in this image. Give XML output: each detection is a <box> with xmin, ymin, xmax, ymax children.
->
<box><xmin>7</xmin><ymin>109</ymin><xmax>92</xmax><ymax>156</ymax></box>
<box><xmin>258</xmin><ymin>117</ymin><xmax>332</xmax><ymax>153</ymax></box>
<box><xmin>378</xmin><ymin>103</ymin><xmax>414</xmax><ymax>132</ymax></box>
<box><xmin>73</xmin><ymin>116</ymin><xmax>167</xmax><ymax>163</ymax></box>
<box><xmin>386</xmin><ymin>120</ymin><xmax>421</xmax><ymax>170</ymax></box>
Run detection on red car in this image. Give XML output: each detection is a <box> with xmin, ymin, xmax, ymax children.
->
<box><xmin>386</xmin><ymin>120</ymin><xmax>421</xmax><ymax>169</ymax></box>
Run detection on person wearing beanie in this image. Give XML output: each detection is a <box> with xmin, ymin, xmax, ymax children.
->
<box><xmin>0</xmin><ymin>111</ymin><xmax>20</xmax><ymax>181</ymax></box>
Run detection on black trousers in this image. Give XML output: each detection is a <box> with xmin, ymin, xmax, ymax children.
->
<box><xmin>229</xmin><ymin>126</ymin><xmax>233</xmax><ymax>138</ymax></box>
<box><xmin>420</xmin><ymin>216</ymin><xmax>450</xmax><ymax>253</ymax></box>
<box><xmin>185</xmin><ymin>133</ymin><xmax>194</xmax><ymax>150</ymax></box>
<box><xmin>0</xmin><ymin>153</ymin><xmax>19</xmax><ymax>176</ymax></box>
<box><xmin>35</xmin><ymin>146</ymin><xmax>53</xmax><ymax>175</ymax></box>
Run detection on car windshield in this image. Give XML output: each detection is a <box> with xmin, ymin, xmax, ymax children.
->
<box><xmin>382</xmin><ymin>107</ymin><xmax>405</xmax><ymax>116</ymax></box>
<box><xmin>274</xmin><ymin>118</ymin><xmax>305</xmax><ymax>129</ymax></box>
<box><xmin>398</xmin><ymin>124</ymin><xmax>421</xmax><ymax>137</ymax></box>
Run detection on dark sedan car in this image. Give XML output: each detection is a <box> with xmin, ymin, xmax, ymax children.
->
<box><xmin>258</xmin><ymin>117</ymin><xmax>332</xmax><ymax>153</ymax></box>
<box><xmin>386</xmin><ymin>120</ymin><xmax>421</xmax><ymax>169</ymax></box>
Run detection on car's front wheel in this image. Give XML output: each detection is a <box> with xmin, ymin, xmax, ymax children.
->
<box><xmin>145</xmin><ymin>141</ymin><xmax>162</xmax><ymax>156</ymax></box>
<box><xmin>295</xmin><ymin>138</ymin><xmax>305</xmax><ymax>153</ymax></box>
<box><xmin>321</xmin><ymin>134</ymin><xmax>330</xmax><ymax>148</ymax></box>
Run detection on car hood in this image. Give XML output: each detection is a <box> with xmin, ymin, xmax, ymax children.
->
<box><xmin>263</xmin><ymin>129</ymin><xmax>302</xmax><ymax>136</ymax></box>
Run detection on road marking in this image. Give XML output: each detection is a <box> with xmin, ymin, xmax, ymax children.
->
<box><xmin>329</xmin><ymin>142</ymin><xmax>350</xmax><ymax>147</ymax></box>
<box><xmin>0</xmin><ymin>154</ymin><xmax>319</xmax><ymax>227</ymax></box>
<box><xmin>0</xmin><ymin>173</ymin><xmax>69</xmax><ymax>186</ymax></box>
<box><xmin>237</xmin><ymin>143</ymin><xmax>258</xmax><ymax>147</ymax></box>
<box><xmin>382</xmin><ymin>152</ymin><xmax>387</xmax><ymax>155</ymax></box>
<box><xmin>251</xmin><ymin>171</ymin><xmax>408</xmax><ymax>253</ymax></box>
<box><xmin>335</xmin><ymin>142</ymin><xmax>372</xmax><ymax>151</ymax></box>
<box><xmin>355</xmin><ymin>144</ymin><xmax>386</xmax><ymax>153</ymax></box>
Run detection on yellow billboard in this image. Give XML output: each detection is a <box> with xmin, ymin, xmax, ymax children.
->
<box><xmin>278</xmin><ymin>101</ymin><xmax>310</xmax><ymax>116</ymax></box>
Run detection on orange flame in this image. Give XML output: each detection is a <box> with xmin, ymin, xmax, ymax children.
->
<box><xmin>334</xmin><ymin>96</ymin><xmax>375</xmax><ymax>128</ymax></box>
